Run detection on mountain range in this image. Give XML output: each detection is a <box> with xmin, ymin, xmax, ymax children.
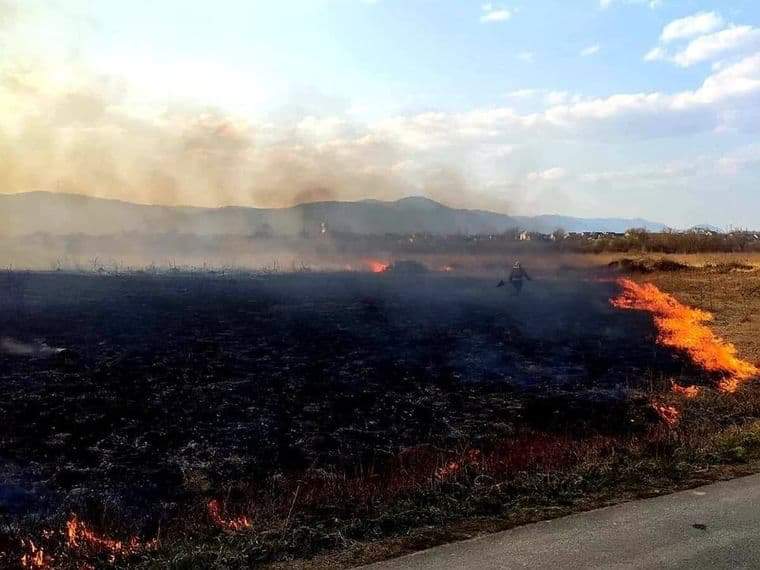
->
<box><xmin>0</xmin><ymin>192</ymin><xmax>668</xmax><ymax>237</ymax></box>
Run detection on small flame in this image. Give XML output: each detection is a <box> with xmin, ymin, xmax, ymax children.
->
<box><xmin>435</xmin><ymin>449</ymin><xmax>481</xmax><ymax>480</ymax></box>
<box><xmin>672</xmin><ymin>382</ymin><xmax>701</xmax><ymax>398</ymax></box>
<box><xmin>367</xmin><ymin>260</ymin><xmax>389</xmax><ymax>273</ymax></box>
<box><xmin>20</xmin><ymin>540</ymin><xmax>52</xmax><ymax>569</ymax></box>
<box><xmin>207</xmin><ymin>499</ymin><xmax>252</xmax><ymax>532</ymax></box>
<box><xmin>652</xmin><ymin>402</ymin><xmax>680</xmax><ymax>426</ymax></box>
<box><xmin>435</xmin><ymin>461</ymin><xmax>461</xmax><ymax>480</ymax></box>
<box><xmin>66</xmin><ymin>515</ymin><xmax>156</xmax><ymax>562</ymax></box>
<box><xmin>612</xmin><ymin>279</ymin><xmax>758</xmax><ymax>392</ymax></box>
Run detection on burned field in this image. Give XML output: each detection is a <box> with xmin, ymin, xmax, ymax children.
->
<box><xmin>0</xmin><ymin>269</ymin><xmax>738</xmax><ymax>567</ymax></box>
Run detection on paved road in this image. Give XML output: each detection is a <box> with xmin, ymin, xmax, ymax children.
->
<box><xmin>361</xmin><ymin>474</ymin><xmax>760</xmax><ymax>569</ymax></box>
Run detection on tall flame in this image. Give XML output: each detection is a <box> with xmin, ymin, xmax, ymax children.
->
<box><xmin>612</xmin><ymin>278</ymin><xmax>758</xmax><ymax>392</ymax></box>
<box><xmin>20</xmin><ymin>540</ymin><xmax>52</xmax><ymax>569</ymax></box>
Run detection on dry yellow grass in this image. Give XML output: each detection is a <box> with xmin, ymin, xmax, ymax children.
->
<box><xmin>590</xmin><ymin>252</ymin><xmax>760</xmax><ymax>269</ymax></box>
<box><xmin>614</xmin><ymin>254</ymin><xmax>760</xmax><ymax>366</ymax></box>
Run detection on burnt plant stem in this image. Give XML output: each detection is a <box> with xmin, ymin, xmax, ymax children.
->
<box><xmin>283</xmin><ymin>483</ymin><xmax>302</xmax><ymax>532</ymax></box>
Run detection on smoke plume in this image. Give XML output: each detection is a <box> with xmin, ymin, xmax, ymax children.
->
<box><xmin>0</xmin><ymin>1</ymin><xmax>512</xmax><ymax>221</ymax></box>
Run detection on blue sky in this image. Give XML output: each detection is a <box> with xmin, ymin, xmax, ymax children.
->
<box><xmin>2</xmin><ymin>1</ymin><xmax>760</xmax><ymax>227</ymax></box>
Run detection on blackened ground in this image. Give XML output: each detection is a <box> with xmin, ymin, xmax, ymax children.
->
<box><xmin>0</xmin><ymin>271</ymin><xmax>705</xmax><ymax>531</ymax></box>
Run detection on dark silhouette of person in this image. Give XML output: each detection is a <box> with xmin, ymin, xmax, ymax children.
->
<box><xmin>500</xmin><ymin>260</ymin><xmax>531</xmax><ymax>295</ymax></box>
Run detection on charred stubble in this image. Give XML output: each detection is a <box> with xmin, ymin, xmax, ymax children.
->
<box><xmin>0</xmin><ymin>271</ymin><xmax>726</xmax><ymax>567</ymax></box>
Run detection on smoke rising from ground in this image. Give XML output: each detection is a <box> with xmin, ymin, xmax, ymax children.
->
<box><xmin>0</xmin><ymin>71</ymin><xmax>416</xmax><ymax>208</ymax></box>
<box><xmin>0</xmin><ymin>336</ymin><xmax>62</xmax><ymax>357</ymax></box>
<box><xmin>0</xmin><ymin>1</ymin><xmax>514</xmax><ymax>224</ymax></box>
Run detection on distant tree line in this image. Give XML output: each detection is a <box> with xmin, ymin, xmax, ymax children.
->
<box><xmin>5</xmin><ymin>228</ymin><xmax>760</xmax><ymax>262</ymax></box>
<box><xmin>557</xmin><ymin>229</ymin><xmax>760</xmax><ymax>254</ymax></box>
<box><xmin>323</xmin><ymin>229</ymin><xmax>760</xmax><ymax>255</ymax></box>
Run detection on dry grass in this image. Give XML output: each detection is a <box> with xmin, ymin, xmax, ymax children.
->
<box><xmin>595</xmin><ymin>251</ymin><xmax>760</xmax><ymax>266</ymax></box>
<box><xmin>636</xmin><ymin>261</ymin><xmax>760</xmax><ymax>365</ymax></box>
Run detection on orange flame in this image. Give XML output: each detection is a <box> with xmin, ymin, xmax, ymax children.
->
<box><xmin>66</xmin><ymin>515</ymin><xmax>156</xmax><ymax>562</ymax></box>
<box><xmin>612</xmin><ymin>279</ymin><xmax>758</xmax><ymax>392</ymax></box>
<box><xmin>207</xmin><ymin>499</ymin><xmax>252</xmax><ymax>532</ymax></box>
<box><xmin>435</xmin><ymin>461</ymin><xmax>461</xmax><ymax>480</ymax></box>
<box><xmin>672</xmin><ymin>382</ymin><xmax>701</xmax><ymax>398</ymax></box>
<box><xmin>20</xmin><ymin>540</ymin><xmax>52</xmax><ymax>569</ymax></box>
<box><xmin>652</xmin><ymin>402</ymin><xmax>680</xmax><ymax>426</ymax></box>
<box><xmin>367</xmin><ymin>260</ymin><xmax>389</xmax><ymax>273</ymax></box>
<box><xmin>435</xmin><ymin>449</ymin><xmax>481</xmax><ymax>480</ymax></box>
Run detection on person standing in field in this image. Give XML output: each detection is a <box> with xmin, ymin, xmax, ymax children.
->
<box><xmin>498</xmin><ymin>260</ymin><xmax>532</xmax><ymax>295</ymax></box>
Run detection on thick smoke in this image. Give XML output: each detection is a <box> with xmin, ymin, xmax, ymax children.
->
<box><xmin>0</xmin><ymin>1</ymin><xmax>512</xmax><ymax>223</ymax></box>
<box><xmin>0</xmin><ymin>71</ymin><xmax>419</xmax><ymax>209</ymax></box>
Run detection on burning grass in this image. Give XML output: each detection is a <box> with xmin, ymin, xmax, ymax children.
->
<box><xmin>365</xmin><ymin>259</ymin><xmax>390</xmax><ymax>273</ymax></box>
<box><xmin>5</xmin><ymin>268</ymin><xmax>760</xmax><ymax>568</ymax></box>
<box><xmin>19</xmin><ymin>540</ymin><xmax>52</xmax><ymax>569</ymax></box>
<box><xmin>13</xmin><ymin>514</ymin><xmax>157</xmax><ymax>569</ymax></box>
<box><xmin>672</xmin><ymin>382</ymin><xmax>701</xmax><ymax>398</ymax></box>
<box><xmin>11</xmin><ymin>397</ymin><xmax>760</xmax><ymax>569</ymax></box>
<box><xmin>651</xmin><ymin>402</ymin><xmax>680</xmax><ymax>426</ymax></box>
<box><xmin>207</xmin><ymin>500</ymin><xmax>253</xmax><ymax>532</ymax></box>
<box><xmin>125</xmin><ymin>396</ymin><xmax>760</xmax><ymax>568</ymax></box>
<box><xmin>65</xmin><ymin>515</ymin><xmax>157</xmax><ymax>561</ymax></box>
<box><xmin>612</xmin><ymin>278</ymin><xmax>759</xmax><ymax>392</ymax></box>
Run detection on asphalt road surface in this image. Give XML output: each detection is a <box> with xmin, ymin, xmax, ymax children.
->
<box><xmin>361</xmin><ymin>473</ymin><xmax>760</xmax><ymax>569</ymax></box>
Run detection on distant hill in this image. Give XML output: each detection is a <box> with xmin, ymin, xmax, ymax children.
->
<box><xmin>0</xmin><ymin>192</ymin><xmax>667</xmax><ymax>237</ymax></box>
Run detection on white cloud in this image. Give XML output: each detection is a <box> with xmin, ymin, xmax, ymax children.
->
<box><xmin>660</xmin><ymin>11</ymin><xmax>724</xmax><ymax>43</ymax></box>
<box><xmin>516</xmin><ymin>51</ymin><xmax>534</xmax><ymax>62</ymax></box>
<box><xmin>480</xmin><ymin>3</ymin><xmax>511</xmax><ymax>23</ymax></box>
<box><xmin>369</xmin><ymin>51</ymin><xmax>760</xmax><ymax>155</ymax></box>
<box><xmin>646</xmin><ymin>12</ymin><xmax>760</xmax><ymax>68</ymax></box>
<box><xmin>581</xmin><ymin>161</ymin><xmax>698</xmax><ymax>185</ymax></box>
<box><xmin>672</xmin><ymin>26</ymin><xmax>760</xmax><ymax>67</ymax></box>
<box><xmin>505</xmin><ymin>88</ymin><xmax>539</xmax><ymax>99</ymax></box>
<box><xmin>600</xmin><ymin>0</ymin><xmax>661</xmax><ymax>10</ymax></box>
<box><xmin>644</xmin><ymin>46</ymin><xmax>666</xmax><ymax>62</ymax></box>
<box><xmin>544</xmin><ymin>91</ymin><xmax>570</xmax><ymax>105</ymax></box>
<box><xmin>717</xmin><ymin>144</ymin><xmax>760</xmax><ymax>174</ymax></box>
<box><xmin>580</xmin><ymin>44</ymin><xmax>601</xmax><ymax>57</ymax></box>
<box><xmin>504</xmin><ymin>89</ymin><xmax>585</xmax><ymax>107</ymax></box>
<box><xmin>479</xmin><ymin>144</ymin><xmax>515</xmax><ymax>159</ymax></box>
<box><xmin>527</xmin><ymin>167</ymin><xmax>567</xmax><ymax>182</ymax></box>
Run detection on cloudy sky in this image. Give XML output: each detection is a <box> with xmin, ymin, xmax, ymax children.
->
<box><xmin>2</xmin><ymin>1</ymin><xmax>760</xmax><ymax>227</ymax></box>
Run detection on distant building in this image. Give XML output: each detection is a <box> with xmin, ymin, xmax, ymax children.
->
<box><xmin>581</xmin><ymin>231</ymin><xmax>625</xmax><ymax>240</ymax></box>
<box><xmin>518</xmin><ymin>231</ymin><xmax>555</xmax><ymax>242</ymax></box>
<box><xmin>688</xmin><ymin>226</ymin><xmax>722</xmax><ymax>236</ymax></box>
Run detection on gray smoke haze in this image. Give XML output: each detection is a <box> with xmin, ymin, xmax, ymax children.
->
<box><xmin>0</xmin><ymin>77</ymin><xmax>416</xmax><ymax>207</ymax></box>
<box><xmin>0</xmin><ymin>0</ymin><xmax>518</xmax><ymax>238</ymax></box>
<box><xmin>0</xmin><ymin>337</ymin><xmax>63</xmax><ymax>357</ymax></box>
